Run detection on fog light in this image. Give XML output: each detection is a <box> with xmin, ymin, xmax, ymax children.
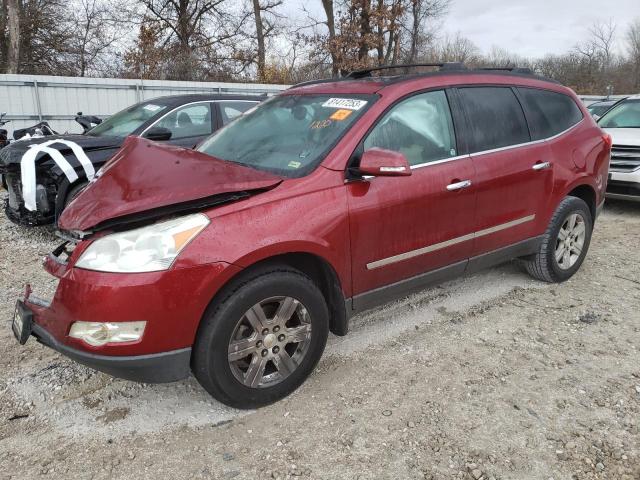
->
<box><xmin>69</xmin><ymin>321</ymin><xmax>146</xmax><ymax>347</ymax></box>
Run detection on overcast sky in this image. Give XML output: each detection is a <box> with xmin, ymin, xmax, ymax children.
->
<box><xmin>440</xmin><ymin>0</ymin><xmax>640</xmax><ymax>57</ymax></box>
<box><xmin>290</xmin><ymin>0</ymin><xmax>640</xmax><ymax>59</ymax></box>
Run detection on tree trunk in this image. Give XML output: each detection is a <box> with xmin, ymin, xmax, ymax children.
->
<box><xmin>252</xmin><ymin>0</ymin><xmax>265</xmax><ymax>81</ymax></box>
<box><xmin>321</xmin><ymin>0</ymin><xmax>338</xmax><ymax>76</ymax></box>
<box><xmin>357</xmin><ymin>0</ymin><xmax>372</xmax><ymax>62</ymax></box>
<box><xmin>6</xmin><ymin>0</ymin><xmax>20</xmax><ymax>73</ymax></box>
<box><xmin>408</xmin><ymin>1</ymin><xmax>420</xmax><ymax>64</ymax></box>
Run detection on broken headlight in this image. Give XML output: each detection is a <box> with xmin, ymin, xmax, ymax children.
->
<box><xmin>75</xmin><ymin>214</ymin><xmax>210</xmax><ymax>273</ymax></box>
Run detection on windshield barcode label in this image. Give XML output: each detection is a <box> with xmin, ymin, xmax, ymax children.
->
<box><xmin>322</xmin><ymin>98</ymin><xmax>368</xmax><ymax>110</ymax></box>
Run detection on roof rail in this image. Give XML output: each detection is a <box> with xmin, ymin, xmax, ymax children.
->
<box><xmin>476</xmin><ymin>66</ymin><xmax>534</xmax><ymax>75</ymax></box>
<box><xmin>346</xmin><ymin>62</ymin><xmax>466</xmax><ymax>79</ymax></box>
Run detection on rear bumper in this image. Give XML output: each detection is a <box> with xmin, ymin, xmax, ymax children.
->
<box><xmin>31</xmin><ymin>322</ymin><xmax>191</xmax><ymax>383</ymax></box>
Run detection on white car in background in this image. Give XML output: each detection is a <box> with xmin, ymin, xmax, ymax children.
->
<box><xmin>598</xmin><ymin>95</ymin><xmax>640</xmax><ymax>201</ymax></box>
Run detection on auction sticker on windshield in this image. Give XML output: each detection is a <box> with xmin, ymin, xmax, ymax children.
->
<box><xmin>143</xmin><ymin>104</ymin><xmax>163</xmax><ymax>112</ymax></box>
<box><xmin>322</xmin><ymin>98</ymin><xmax>368</xmax><ymax>110</ymax></box>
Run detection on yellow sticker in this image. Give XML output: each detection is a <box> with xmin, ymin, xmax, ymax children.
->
<box><xmin>330</xmin><ymin>109</ymin><xmax>353</xmax><ymax>121</ymax></box>
<box><xmin>288</xmin><ymin>160</ymin><xmax>301</xmax><ymax>168</ymax></box>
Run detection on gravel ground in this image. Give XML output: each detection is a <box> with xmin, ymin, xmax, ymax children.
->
<box><xmin>0</xmin><ymin>197</ymin><xmax>639</xmax><ymax>480</ymax></box>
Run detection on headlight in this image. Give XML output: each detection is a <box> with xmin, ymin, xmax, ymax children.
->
<box><xmin>75</xmin><ymin>213</ymin><xmax>210</xmax><ymax>273</ymax></box>
<box><xmin>69</xmin><ymin>321</ymin><xmax>146</xmax><ymax>346</ymax></box>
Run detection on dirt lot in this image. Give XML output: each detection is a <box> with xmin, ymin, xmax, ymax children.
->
<box><xmin>0</xmin><ymin>199</ymin><xmax>639</xmax><ymax>480</ymax></box>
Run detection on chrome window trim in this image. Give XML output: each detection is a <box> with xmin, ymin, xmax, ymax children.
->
<box><xmin>140</xmin><ymin>100</ymin><xmax>214</xmax><ymax>138</ymax></box>
<box><xmin>366</xmin><ymin>214</ymin><xmax>536</xmax><ymax>270</ymax></box>
<box><xmin>359</xmin><ymin>117</ymin><xmax>585</xmax><ymax>178</ymax></box>
<box><xmin>410</xmin><ymin>154</ymin><xmax>471</xmax><ymax>170</ymax></box>
<box><xmin>470</xmin><ymin>118</ymin><xmax>584</xmax><ymax>158</ymax></box>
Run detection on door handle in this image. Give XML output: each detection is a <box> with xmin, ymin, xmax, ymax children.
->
<box><xmin>532</xmin><ymin>161</ymin><xmax>551</xmax><ymax>171</ymax></box>
<box><xmin>446</xmin><ymin>180</ymin><xmax>472</xmax><ymax>191</ymax></box>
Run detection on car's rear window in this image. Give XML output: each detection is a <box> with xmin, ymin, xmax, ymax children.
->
<box><xmin>458</xmin><ymin>87</ymin><xmax>530</xmax><ymax>152</ymax></box>
<box><xmin>517</xmin><ymin>88</ymin><xmax>583</xmax><ymax>140</ymax></box>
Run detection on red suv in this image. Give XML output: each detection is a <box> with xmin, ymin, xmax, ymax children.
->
<box><xmin>13</xmin><ymin>64</ymin><xmax>611</xmax><ymax>408</ymax></box>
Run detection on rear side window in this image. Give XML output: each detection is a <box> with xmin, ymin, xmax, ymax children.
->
<box><xmin>219</xmin><ymin>101</ymin><xmax>259</xmax><ymax>125</ymax></box>
<box><xmin>458</xmin><ymin>87</ymin><xmax>530</xmax><ymax>152</ymax></box>
<box><xmin>517</xmin><ymin>88</ymin><xmax>583</xmax><ymax>140</ymax></box>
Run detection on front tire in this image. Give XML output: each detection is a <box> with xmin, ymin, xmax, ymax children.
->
<box><xmin>522</xmin><ymin>196</ymin><xmax>593</xmax><ymax>283</ymax></box>
<box><xmin>192</xmin><ymin>268</ymin><xmax>329</xmax><ymax>409</ymax></box>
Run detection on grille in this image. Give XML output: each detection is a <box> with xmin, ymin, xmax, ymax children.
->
<box><xmin>610</xmin><ymin>144</ymin><xmax>640</xmax><ymax>173</ymax></box>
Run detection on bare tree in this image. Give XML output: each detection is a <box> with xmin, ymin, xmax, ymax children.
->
<box><xmin>403</xmin><ymin>0</ymin><xmax>449</xmax><ymax>63</ymax></box>
<box><xmin>69</xmin><ymin>0</ymin><xmax>125</xmax><ymax>76</ymax></box>
<box><xmin>138</xmin><ymin>0</ymin><xmax>249</xmax><ymax>80</ymax></box>
<box><xmin>627</xmin><ymin>18</ymin><xmax>640</xmax><ymax>89</ymax></box>
<box><xmin>5</xmin><ymin>0</ymin><xmax>19</xmax><ymax>73</ymax></box>
<box><xmin>250</xmin><ymin>0</ymin><xmax>282</xmax><ymax>81</ymax></box>
<box><xmin>590</xmin><ymin>19</ymin><xmax>616</xmax><ymax>70</ymax></box>
<box><xmin>431</xmin><ymin>32</ymin><xmax>480</xmax><ymax>63</ymax></box>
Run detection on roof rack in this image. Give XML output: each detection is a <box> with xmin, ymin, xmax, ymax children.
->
<box><xmin>289</xmin><ymin>62</ymin><xmax>555</xmax><ymax>90</ymax></box>
<box><xmin>346</xmin><ymin>62</ymin><xmax>466</xmax><ymax>79</ymax></box>
<box><xmin>476</xmin><ymin>66</ymin><xmax>534</xmax><ymax>74</ymax></box>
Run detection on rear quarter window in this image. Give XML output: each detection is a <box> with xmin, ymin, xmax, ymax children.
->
<box><xmin>458</xmin><ymin>87</ymin><xmax>530</xmax><ymax>152</ymax></box>
<box><xmin>517</xmin><ymin>88</ymin><xmax>583</xmax><ymax>140</ymax></box>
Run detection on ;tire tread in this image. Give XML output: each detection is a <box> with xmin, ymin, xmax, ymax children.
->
<box><xmin>192</xmin><ymin>266</ymin><xmax>329</xmax><ymax>409</ymax></box>
<box><xmin>522</xmin><ymin>196</ymin><xmax>593</xmax><ymax>283</ymax></box>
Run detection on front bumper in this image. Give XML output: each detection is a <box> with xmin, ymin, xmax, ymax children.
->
<box><xmin>607</xmin><ymin>169</ymin><xmax>640</xmax><ymax>201</ymax></box>
<box><xmin>32</xmin><ymin>321</ymin><xmax>191</xmax><ymax>382</ymax></box>
<box><xmin>15</xmin><ymin>242</ymin><xmax>241</xmax><ymax>383</ymax></box>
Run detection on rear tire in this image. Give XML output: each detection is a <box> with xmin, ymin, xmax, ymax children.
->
<box><xmin>522</xmin><ymin>196</ymin><xmax>593</xmax><ymax>283</ymax></box>
<box><xmin>192</xmin><ymin>268</ymin><xmax>329</xmax><ymax>409</ymax></box>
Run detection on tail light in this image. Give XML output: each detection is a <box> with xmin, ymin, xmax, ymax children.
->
<box><xmin>602</xmin><ymin>133</ymin><xmax>613</xmax><ymax>149</ymax></box>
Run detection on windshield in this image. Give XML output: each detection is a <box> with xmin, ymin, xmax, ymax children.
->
<box><xmin>598</xmin><ymin>100</ymin><xmax>640</xmax><ymax>128</ymax></box>
<box><xmin>197</xmin><ymin>94</ymin><xmax>376</xmax><ymax>177</ymax></box>
<box><xmin>87</xmin><ymin>102</ymin><xmax>168</xmax><ymax>137</ymax></box>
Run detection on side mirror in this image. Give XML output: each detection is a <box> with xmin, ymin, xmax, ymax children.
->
<box><xmin>144</xmin><ymin>126</ymin><xmax>172</xmax><ymax>141</ymax></box>
<box><xmin>357</xmin><ymin>148</ymin><xmax>412</xmax><ymax>177</ymax></box>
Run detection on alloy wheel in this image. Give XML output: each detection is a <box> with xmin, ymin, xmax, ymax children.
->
<box><xmin>227</xmin><ymin>296</ymin><xmax>312</xmax><ymax>388</ymax></box>
<box><xmin>555</xmin><ymin>212</ymin><xmax>586</xmax><ymax>270</ymax></box>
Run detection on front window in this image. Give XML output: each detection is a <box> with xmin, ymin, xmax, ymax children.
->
<box><xmin>87</xmin><ymin>102</ymin><xmax>168</xmax><ymax>137</ymax></box>
<box><xmin>364</xmin><ymin>90</ymin><xmax>457</xmax><ymax>166</ymax></box>
<box><xmin>197</xmin><ymin>94</ymin><xmax>376</xmax><ymax>177</ymax></box>
<box><xmin>599</xmin><ymin>100</ymin><xmax>640</xmax><ymax>128</ymax></box>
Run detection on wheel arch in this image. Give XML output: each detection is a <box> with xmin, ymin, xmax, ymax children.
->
<box><xmin>205</xmin><ymin>251</ymin><xmax>350</xmax><ymax>338</ymax></box>
<box><xmin>566</xmin><ymin>182</ymin><xmax>597</xmax><ymax>221</ymax></box>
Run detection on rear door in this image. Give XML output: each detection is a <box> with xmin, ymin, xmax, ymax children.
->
<box><xmin>347</xmin><ymin>89</ymin><xmax>477</xmax><ymax>306</ymax></box>
<box><xmin>457</xmin><ymin>86</ymin><xmax>554</xmax><ymax>258</ymax></box>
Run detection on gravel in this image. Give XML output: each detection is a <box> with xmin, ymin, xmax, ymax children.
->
<box><xmin>1</xmin><ymin>195</ymin><xmax>639</xmax><ymax>479</ymax></box>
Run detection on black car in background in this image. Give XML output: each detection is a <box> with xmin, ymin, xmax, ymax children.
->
<box><xmin>0</xmin><ymin>94</ymin><xmax>262</xmax><ymax>226</ymax></box>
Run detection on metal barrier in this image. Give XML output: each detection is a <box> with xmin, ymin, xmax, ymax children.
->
<box><xmin>0</xmin><ymin>74</ymin><xmax>288</xmax><ymax>137</ymax></box>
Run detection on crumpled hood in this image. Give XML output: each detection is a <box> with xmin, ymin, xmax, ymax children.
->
<box><xmin>58</xmin><ymin>136</ymin><xmax>282</xmax><ymax>232</ymax></box>
<box><xmin>0</xmin><ymin>134</ymin><xmax>122</xmax><ymax>166</ymax></box>
<box><xmin>602</xmin><ymin>128</ymin><xmax>640</xmax><ymax>147</ymax></box>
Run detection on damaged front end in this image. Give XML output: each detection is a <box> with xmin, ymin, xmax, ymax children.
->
<box><xmin>2</xmin><ymin>167</ymin><xmax>58</xmax><ymax>226</ymax></box>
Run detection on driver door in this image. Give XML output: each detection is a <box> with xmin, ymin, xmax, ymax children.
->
<box><xmin>347</xmin><ymin>89</ymin><xmax>477</xmax><ymax>310</ymax></box>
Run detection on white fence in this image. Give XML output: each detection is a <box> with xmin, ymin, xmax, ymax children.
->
<box><xmin>0</xmin><ymin>74</ymin><xmax>288</xmax><ymax>138</ymax></box>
